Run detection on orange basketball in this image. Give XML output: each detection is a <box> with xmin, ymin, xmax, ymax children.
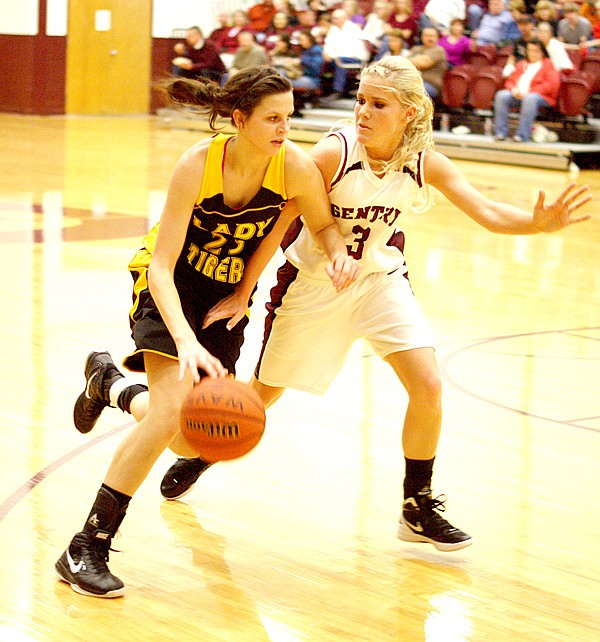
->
<box><xmin>180</xmin><ymin>377</ymin><xmax>266</xmax><ymax>463</ymax></box>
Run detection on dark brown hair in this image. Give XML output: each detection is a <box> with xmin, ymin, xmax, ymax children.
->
<box><xmin>160</xmin><ymin>66</ymin><xmax>292</xmax><ymax>130</ymax></box>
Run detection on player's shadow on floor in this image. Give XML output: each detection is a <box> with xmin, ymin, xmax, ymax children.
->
<box><xmin>160</xmin><ymin>500</ymin><xmax>272</xmax><ymax>640</ymax></box>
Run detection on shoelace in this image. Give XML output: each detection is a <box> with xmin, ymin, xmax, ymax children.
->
<box><xmin>425</xmin><ymin>494</ymin><xmax>448</xmax><ymax>514</ymax></box>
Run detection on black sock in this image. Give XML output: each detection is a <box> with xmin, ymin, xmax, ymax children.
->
<box><xmin>404</xmin><ymin>457</ymin><xmax>435</xmax><ymax>499</ymax></box>
<box><xmin>101</xmin><ymin>483</ymin><xmax>131</xmax><ymax>509</ymax></box>
<box><xmin>117</xmin><ymin>384</ymin><xmax>148</xmax><ymax>413</ymax></box>
<box><xmin>82</xmin><ymin>485</ymin><xmax>131</xmax><ymax>536</ymax></box>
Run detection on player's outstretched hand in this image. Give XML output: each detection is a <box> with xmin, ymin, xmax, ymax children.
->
<box><xmin>202</xmin><ymin>290</ymin><xmax>249</xmax><ymax>332</ymax></box>
<box><xmin>533</xmin><ymin>182</ymin><xmax>592</xmax><ymax>232</ymax></box>
<box><xmin>326</xmin><ymin>254</ymin><xmax>361</xmax><ymax>292</ymax></box>
<box><xmin>175</xmin><ymin>335</ymin><xmax>228</xmax><ymax>382</ymax></box>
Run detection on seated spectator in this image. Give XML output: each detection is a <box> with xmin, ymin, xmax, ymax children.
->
<box><xmin>534</xmin><ymin>1</ymin><xmax>560</xmax><ymax>35</ymax></box>
<box><xmin>537</xmin><ymin>20</ymin><xmax>575</xmax><ymax>71</ymax></box>
<box><xmin>363</xmin><ymin>0</ymin><xmax>394</xmax><ymax>55</ymax></box>
<box><xmin>320</xmin><ymin>8</ymin><xmax>370</xmax><ymax>102</ymax></box>
<box><xmin>270</xmin><ymin>33</ymin><xmax>302</xmax><ymax>80</ymax></box>
<box><xmin>207</xmin><ymin>12</ymin><xmax>230</xmax><ymax>48</ymax></box>
<box><xmin>289</xmin><ymin>28</ymin><xmax>324</xmax><ymax>112</ymax></box>
<box><xmin>580</xmin><ymin>1</ymin><xmax>600</xmax><ymax>31</ymax></box>
<box><xmin>474</xmin><ymin>0</ymin><xmax>515</xmax><ymax>45</ymax></box>
<box><xmin>217</xmin><ymin>10</ymin><xmax>251</xmax><ymax>69</ymax></box>
<box><xmin>342</xmin><ymin>0</ymin><xmax>367</xmax><ymax>27</ymax></box>
<box><xmin>502</xmin><ymin>0</ymin><xmax>527</xmax><ymax>43</ymax></box>
<box><xmin>274</xmin><ymin>0</ymin><xmax>300</xmax><ymax>26</ymax></box>
<box><xmin>502</xmin><ymin>14</ymin><xmax>538</xmax><ymax>75</ymax></box>
<box><xmin>466</xmin><ymin>1</ymin><xmax>488</xmax><ymax>33</ymax></box>
<box><xmin>439</xmin><ymin>18</ymin><xmax>474</xmax><ymax>67</ymax></box>
<box><xmin>583</xmin><ymin>1</ymin><xmax>600</xmax><ymax>47</ymax></box>
<box><xmin>386</xmin><ymin>0</ymin><xmax>419</xmax><ymax>48</ymax></box>
<box><xmin>493</xmin><ymin>38</ymin><xmax>561</xmax><ymax>141</ymax></box>
<box><xmin>227</xmin><ymin>31</ymin><xmax>269</xmax><ymax>79</ymax></box>
<box><xmin>419</xmin><ymin>0</ymin><xmax>467</xmax><ymax>36</ymax></box>
<box><xmin>313</xmin><ymin>10</ymin><xmax>332</xmax><ymax>44</ymax></box>
<box><xmin>292</xmin><ymin>29</ymin><xmax>324</xmax><ymax>90</ymax></box>
<box><xmin>375</xmin><ymin>27</ymin><xmax>409</xmax><ymax>60</ymax></box>
<box><xmin>406</xmin><ymin>26</ymin><xmax>448</xmax><ymax>98</ymax></box>
<box><xmin>290</xmin><ymin>9</ymin><xmax>318</xmax><ymax>46</ymax></box>
<box><xmin>172</xmin><ymin>26</ymin><xmax>226</xmax><ymax>83</ymax></box>
<box><xmin>263</xmin><ymin>11</ymin><xmax>295</xmax><ymax>53</ymax></box>
<box><xmin>557</xmin><ymin>2</ymin><xmax>593</xmax><ymax>48</ymax></box>
<box><xmin>307</xmin><ymin>0</ymin><xmax>328</xmax><ymax>13</ymax></box>
<box><xmin>248</xmin><ymin>1</ymin><xmax>277</xmax><ymax>35</ymax></box>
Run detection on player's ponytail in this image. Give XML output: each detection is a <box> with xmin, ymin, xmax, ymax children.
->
<box><xmin>160</xmin><ymin>66</ymin><xmax>291</xmax><ymax>131</ymax></box>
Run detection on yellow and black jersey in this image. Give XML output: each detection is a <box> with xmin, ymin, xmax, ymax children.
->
<box><xmin>129</xmin><ymin>132</ymin><xmax>288</xmax><ymax>299</ymax></box>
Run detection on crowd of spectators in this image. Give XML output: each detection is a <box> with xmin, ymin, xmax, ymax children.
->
<box><xmin>170</xmin><ymin>0</ymin><xmax>600</xmax><ymax>135</ymax></box>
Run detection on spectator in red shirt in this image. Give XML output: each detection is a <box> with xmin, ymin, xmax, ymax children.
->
<box><xmin>493</xmin><ymin>38</ymin><xmax>561</xmax><ymax>141</ymax></box>
<box><xmin>387</xmin><ymin>0</ymin><xmax>419</xmax><ymax>48</ymax></box>
<box><xmin>263</xmin><ymin>11</ymin><xmax>295</xmax><ymax>53</ymax></box>
<box><xmin>248</xmin><ymin>1</ymin><xmax>277</xmax><ymax>34</ymax></box>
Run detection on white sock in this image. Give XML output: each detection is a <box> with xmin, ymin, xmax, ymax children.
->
<box><xmin>109</xmin><ymin>377</ymin><xmax>136</xmax><ymax>408</ymax></box>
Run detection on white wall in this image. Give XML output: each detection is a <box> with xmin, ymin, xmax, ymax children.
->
<box><xmin>0</xmin><ymin>0</ymin><xmax>255</xmax><ymax>38</ymax></box>
<box><xmin>0</xmin><ymin>0</ymin><xmax>38</xmax><ymax>35</ymax></box>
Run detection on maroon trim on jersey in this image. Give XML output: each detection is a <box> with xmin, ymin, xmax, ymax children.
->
<box><xmin>280</xmin><ymin>215</ymin><xmax>304</xmax><ymax>251</ymax></box>
<box><xmin>402</xmin><ymin>151</ymin><xmax>424</xmax><ymax>188</ymax></box>
<box><xmin>386</xmin><ymin>229</ymin><xmax>410</xmax><ymax>281</ymax></box>
<box><xmin>329</xmin><ymin>131</ymin><xmax>349</xmax><ymax>190</ymax></box>
<box><xmin>254</xmin><ymin>260</ymin><xmax>300</xmax><ymax>381</ymax></box>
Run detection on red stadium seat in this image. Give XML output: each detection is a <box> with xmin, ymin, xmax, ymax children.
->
<box><xmin>468</xmin><ymin>66</ymin><xmax>504</xmax><ymax>110</ymax></box>
<box><xmin>557</xmin><ymin>72</ymin><xmax>594</xmax><ymax>118</ymax></box>
<box><xmin>441</xmin><ymin>64</ymin><xmax>476</xmax><ymax>108</ymax></box>
<box><xmin>466</xmin><ymin>45</ymin><xmax>497</xmax><ymax>68</ymax></box>
<box><xmin>580</xmin><ymin>56</ymin><xmax>600</xmax><ymax>93</ymax></box>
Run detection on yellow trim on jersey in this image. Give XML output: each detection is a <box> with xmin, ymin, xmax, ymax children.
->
<box><xmin>198</xmin><ymin>133</ymin><xmax>287</xmax><ymax>204</ymax></box>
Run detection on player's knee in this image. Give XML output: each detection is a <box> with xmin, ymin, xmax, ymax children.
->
<box><xmin>409</xmin><ymin>371</ymin><xmax>442</xmax><ymax>406</ymax></box>
<box><xmin>147</xmin><ymin>400</ymin><xmax>185</xmax><ymax>440</ymax></box>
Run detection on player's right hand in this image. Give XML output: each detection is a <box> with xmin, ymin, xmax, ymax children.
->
<box><xmin>175</xmin><ymin>336</ymin><xmax>228</xmax><ymax>382</ymax></box>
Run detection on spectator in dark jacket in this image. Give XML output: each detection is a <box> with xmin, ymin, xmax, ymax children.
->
<box><xmin>172</xmin><ymin>26</ymin><xmax>226</xmax><ymax>82</ymax></box>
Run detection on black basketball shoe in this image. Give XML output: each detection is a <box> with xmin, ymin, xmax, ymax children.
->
<box><xmin>55</xmin><ymin>531</ymin><xmax>124</xmax><ymax>598</ymax></box>
<box><xmin>160</xmin><ymin>458</ymin><xmax>213</xmax><ymax>500</ymax></box>
<box><xmin>397</xmin><ymin>487</ymin><xmax>473</xmax><ymax>552</ymax></box>
<box><xmin>73</xmin><ymin>351</ymin><xmax>124</xmax><ymax>434</ymax></box>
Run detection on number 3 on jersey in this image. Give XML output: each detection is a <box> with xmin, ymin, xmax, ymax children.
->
<box><xmin>347</xmin><ymin>225</ymin><xmax>371</xmax><ymax>260</ymax></box>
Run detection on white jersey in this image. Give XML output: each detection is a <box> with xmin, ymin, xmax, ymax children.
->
<box><xmin>285</xmin><ymin>126</ymin><xmax>432</xmax><ymax>280</ymax></box>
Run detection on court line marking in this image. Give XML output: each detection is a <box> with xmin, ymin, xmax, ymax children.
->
<box><xmin>0</xmin><ymin>422</ymin><xmax>133</xmax><ymax>523</ymax></box>
<box><xmin>439</xmin><ymin>326</ymin><xmax>600</xmax><ymax>435</ymax></box>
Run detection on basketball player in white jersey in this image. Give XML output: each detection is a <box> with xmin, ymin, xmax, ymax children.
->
<box><xmin>206</xmin><ymin>55</ymin><xmax>592</xmax><ymax>551</ymax></box>
<box><xmin>76</xmin><ymin>56</ymin><xmax>592</xmax><ymax>554</ymax></box>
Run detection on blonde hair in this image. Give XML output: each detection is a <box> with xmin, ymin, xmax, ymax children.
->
<box><xmin>534</xmin><ymin>0</ymin><xmax>557</xmax><ymax>19</ymax></box>
<box><xmin>358</xmin><ymin>56</ymin><xmax>434</xmax><ymax>174</ymax></box>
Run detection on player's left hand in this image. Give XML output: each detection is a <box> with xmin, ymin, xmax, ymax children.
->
<box><xmin>203</xmin><ymin>291</ymin><xmax>249</xmax><ymax>331</ymax></box>
<box><xmin>533</xmin><ymin>182</ymin><xmax>592</xmax><ymax>232</ymax></box>
<box><xmin>326</xmin><ymin>254</ymin><xmax>361</xmax><ymax>291</ymax></box>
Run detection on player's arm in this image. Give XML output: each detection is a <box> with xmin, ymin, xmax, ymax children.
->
<box><xmin>286</xmin><ymin>140</ymin><xmax>360</xmax><ymax>289</ymax></box>
<box><xmin>148</xmin><ymin>142</ymin><xmax>228</xmax><ymax>380</ymax></box>
<box><xmin>423</xmin><ymin>150</ymin><xmax>592</xmax><ymax>234</ymax></box>
<box><xmin>202</xmin><ymin>201</ymin><xmax>300</xmax><ymax>330</ymax></box>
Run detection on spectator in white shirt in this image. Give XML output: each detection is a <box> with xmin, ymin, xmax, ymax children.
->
<box><xmin>418</xmin><ymin>0</ymin><xmax>466</xmax><ymax>36</ymax></box>
<box><xmin>537</xmin><ymin>20</ymin><xmax>575</xmax><ymax>72</ymax></box>
<box><xmin>321</xmin><ymin>8</ymin><xmax>370</xmax><ymax>101</ymax></box>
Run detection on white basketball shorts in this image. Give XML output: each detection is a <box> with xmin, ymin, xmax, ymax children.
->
<box><xmin>255</xmin><ymin>266</ymin><xmax>435</xmax><ymax>395</ymax></box>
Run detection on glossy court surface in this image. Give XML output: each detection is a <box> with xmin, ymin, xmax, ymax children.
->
<box><xmin>0</xmin><ymin>114</ymin><xmax>598</xmax><ymax>641</ymax></box>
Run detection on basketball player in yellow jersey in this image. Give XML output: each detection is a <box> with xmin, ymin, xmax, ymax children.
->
<box><xmin>55</xmin><ymin>67</ymin><xmax>360</xmax><ymax>598</ymax></box>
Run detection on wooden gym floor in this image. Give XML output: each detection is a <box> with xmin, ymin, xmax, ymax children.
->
<box><xmin>0</xmin><ymin>113</ymin><xmax>598</xmax><ymax>641</ymax></box>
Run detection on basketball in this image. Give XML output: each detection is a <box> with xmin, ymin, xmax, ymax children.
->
<box><xmin>180</xmin><ymin>377</ymin><xmax>266</xmax><ymax>463</ymax></box>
